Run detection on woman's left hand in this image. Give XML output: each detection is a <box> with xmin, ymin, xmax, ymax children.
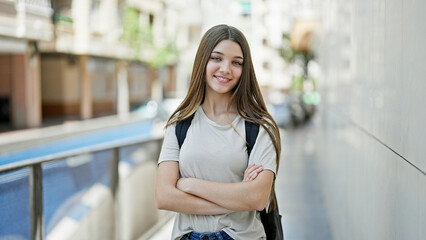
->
<box><xmin>243</xmin><ymin>163</ymin><xmax>263</xmax><ymax>182</ymax></box>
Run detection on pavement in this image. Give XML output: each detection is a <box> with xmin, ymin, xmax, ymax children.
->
<box><xmin>148</xmin><ymin>121</ymin><xmax>334</xmax><ymax>240</ymax></box>
<box><xmin>276</xmin><ymin>123</ymin><xmax>333</xmax><ymax>240</ymax></box>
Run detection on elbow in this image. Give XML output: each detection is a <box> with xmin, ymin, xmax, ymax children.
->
<box><xmin>253</xmin><ymin>200</ymin><xmax>268</xmax><ymax>211</ymax></box>
<box><xmin>255</xmin><ymin>204</ymin><xmax>267</xmax><ymax>211</ymax></box>
<box><xmin>250</xmin><ymin>193</ymin><xmax>269</xmax><ymax>211</ymax></box>
<box><xmin>155</xmin><ymin>196</ymin><xmax>165</xmax><ymax>210</ymax></box>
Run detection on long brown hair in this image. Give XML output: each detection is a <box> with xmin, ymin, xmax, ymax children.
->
<box><xmin>166</xmin><ymin>24</ymin><xmax>281</xmax><ymax>211</ymax></box>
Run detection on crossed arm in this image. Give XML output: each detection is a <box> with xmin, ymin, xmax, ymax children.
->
<box><xmin>155</xmin><ymin>161</ymin><xmax>274</xmax><ymax>215</ymax></box>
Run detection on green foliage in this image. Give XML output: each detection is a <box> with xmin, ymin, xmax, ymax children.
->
<box><xmin>279</xmin><ymin>33</ymin><xmax>318</xmax><ymax>93</ymax></box>
<box><xmin>302</xmin><ymin>89</ymin><xmax>321</xmax><ymax>105</ymax></box>
<box><xmin>53</xmin><ymin>13</ymin><xmax>73</xmax><ymax>23</ymax></box>
<box><xmin>121</xmin><ymin>5</ymin><xmax>142</xmax><ymax>59</ymax></box>
<box><xmin>278</xmin><ymin>33</ymin><xmax>295</xmax><ymax>63</ymax></box>
<box><xmin>291</xmin><ymin>75</ymin><xmax>304</xmax><ymax>91</ymax></box>
<box><xmin>140</xmin><ymin>25</ymin><xmax>154</xmax><ymax>46</ymax></box>
<box><xmin>148</xmin><ymin>43</ymin><xmax>179</xmax><ymax>68</ymax></box>
<box><xmin>121</xmin><ymin>5</ymin><xmax>178</xmax><ymax>67</ymax></box>
<box><xmin>278</xmin><ymin>33</ymin><xmax>315</xmax><ymax>65</ymax></box>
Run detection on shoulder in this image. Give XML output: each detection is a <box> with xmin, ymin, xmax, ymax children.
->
<box><xmin>257</xmin><ymin>124</ymin><xmax>273</xmax><ymax>141</ymax></box>
<box><xmin>249</xmin><ymin>118</ymin><xmax>278</xmax><ymax>149</ymax></box>
<box><xmin>165</xmin><ymin>121</ymin><xmax>177</xmax><ymax>132</ymax></box>
<box><xmin>243</xmin><ymin>117</ymin><xmax>274</xmax><ymax>133</ymax></box>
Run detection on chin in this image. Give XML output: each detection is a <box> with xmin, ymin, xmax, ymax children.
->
<box><xmin>213</xmin><ymin>86</ymin><xmax>234</xmax><ymax>94</ymax></box>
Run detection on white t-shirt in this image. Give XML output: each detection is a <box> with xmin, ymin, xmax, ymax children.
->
<box><xmin>158</xmin><ymin>106</ymin><xmax>277</xmax><ymax>240</ymax></box>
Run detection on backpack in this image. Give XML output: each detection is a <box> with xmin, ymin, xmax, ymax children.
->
<box><xmin>175</xmin><ymin>113</ymin><xmax>284</xmax><ymax>240</ymax></box>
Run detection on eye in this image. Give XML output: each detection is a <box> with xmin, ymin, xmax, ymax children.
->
<box><xmin>210</xmin><ymin>56</ymin><xmax>221</xmax><ymax>61</ymax></box>
<box><xmin>233</xmin><ymin>61</ymin><xmax>243</xmax><ymax>66</ymax></box>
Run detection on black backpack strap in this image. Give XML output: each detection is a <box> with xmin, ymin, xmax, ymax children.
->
<box><xmin>175</xmin><ymin>113</ymin><xmax>195</xmax><ymax>149</ymax></box>
<box><xmin>245</xmin><ymin>120</ymin><xmax>260</xmax><ymax>157</ymax></box>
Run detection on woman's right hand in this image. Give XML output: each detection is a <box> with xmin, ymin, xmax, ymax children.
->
<box><xmin>243</xmin><ymin>163</ymin><xmax>263</xmax><ymax>182</ymax></box>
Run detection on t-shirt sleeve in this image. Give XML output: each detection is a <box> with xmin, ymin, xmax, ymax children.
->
<box><xmin>248</xmin><ymin>126</ymin><xmax>277</xmax><ymax>175</ymax></box>
<box><xmin>158</xmin><ymin>123</ymin><xmax>180</xmax><ymax>165</ymax></box>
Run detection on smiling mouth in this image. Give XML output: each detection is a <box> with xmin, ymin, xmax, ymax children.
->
<box><xmin>214</xmin><ymin>75</ymin><xmax>231</xmax><ymax>83</ymax></box>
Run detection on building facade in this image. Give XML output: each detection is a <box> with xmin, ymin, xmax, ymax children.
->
<box><xmin>0</xmin><ymin>0</ymin><xmax>184</xmax><ymax>130</ymax></box>
<box><xmin>0</xmin><ymin>0</ymin><xmax>53</xmax><ymax>129</ymax></box>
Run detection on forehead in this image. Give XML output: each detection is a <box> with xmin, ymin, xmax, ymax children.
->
<box><xmin>212</xmin><ymin>40</ymin><xmax>243</xmax><ymax>57</ymax></box>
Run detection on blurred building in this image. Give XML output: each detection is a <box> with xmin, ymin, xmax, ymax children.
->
<box><xmin>0</xmin><ymin>0</ymin><xmax>324</xmax><ymax>132</ymax></box>
<box><xmin>39</xmin><ymin>0</ymin><xmax>183</xmax><ymax>121</ymax></box>
<box><xmin>0</xmin><ymin>0</ymin><xmax>53</xmax><ymax>129</ymax></box>
<box><xmin>0</xmin><ymin>0</ymin><xmax>187</xmax><ymax>131</ymax></box>
<box><xmin>250</xmin><ymin>0</ymin><xmax>291</xmax><ymax>102</ymax></box>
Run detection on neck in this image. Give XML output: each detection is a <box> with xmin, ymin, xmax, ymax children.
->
<box><xmin>202</xmin><ymin>92</ymin><xmax>234</xmax><ymax>116</ymax></box>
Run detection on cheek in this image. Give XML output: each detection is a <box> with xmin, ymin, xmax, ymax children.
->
<box><xmin>234</xmin><ymin>68</ymin><xmax>243</xmax><ymax>80</ymax></box>
<box><xmin>206</xmin><ymin>62</ymin><xmax>218</xmax><ymax>75</ymax></box>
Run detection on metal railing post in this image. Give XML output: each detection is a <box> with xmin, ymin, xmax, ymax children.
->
<box><xmin>30</xmin><ymin>164</ymin><xmax>44</xmax><ymax>240</ymax></box>
<box><xmin>111</xmin><ymin>148</ymin><xmax>120</xmax><ymax>240</ymax></box>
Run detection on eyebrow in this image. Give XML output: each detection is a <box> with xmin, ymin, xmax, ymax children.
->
<box><xmin>212</xmin><ymin>51</ymin><xmax>243</xmax><ymax>60</ymax></box>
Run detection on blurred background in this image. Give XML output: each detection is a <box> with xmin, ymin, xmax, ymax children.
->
<box><xmin>0</xmin><ymin>0</ymin><xmax>425</xmax><ymax>240</ymax></box>
<box><xmin>0</xmin><ymin>0</ymin><xmax>321</xmax><ymax>131</ymax></box>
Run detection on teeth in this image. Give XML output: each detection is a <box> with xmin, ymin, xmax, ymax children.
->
<box><xmin>216</xmin><ymin>76</ymin><xmax>230</xmax><ymax>81</ymax></box>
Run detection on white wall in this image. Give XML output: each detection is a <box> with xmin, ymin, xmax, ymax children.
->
<box><xmin>316</xmin><ymin>0</ymin><xmax>426</xmax><ymax>239</ymax></box>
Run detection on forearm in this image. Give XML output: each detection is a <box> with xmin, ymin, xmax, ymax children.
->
<box><xmin>192</xmin><ymin>180</ymin><xmax>256</xmax><ymax>211</ymax></box>
<box><xmin>156</xmin><ymin>185</ymin><xmax>232</xmax><ymax>215</ymax></box>
<box><xmin>156</xmin><ymin>161</ymin><xmax>232</xmax><ymax>215</ymax></box>
<box><xmin>178</xmin><ymin>171</ymin><xmax>274</xmax><ymax>211</ymax></box>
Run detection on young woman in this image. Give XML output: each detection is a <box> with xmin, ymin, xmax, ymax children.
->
<box><xmin>156</xmin><ymin>24</ymin><xmax>281</xmax><ymax>240</ymax></box>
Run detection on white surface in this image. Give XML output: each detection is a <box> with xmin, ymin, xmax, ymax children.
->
<box><xmin>147</xmin><ymin>218</ymin><xmax>174</xmax><ymax>240</ymax></box>
<box><xmin>317</xmin><ymin>0</ymin><xmax>426</xmax><ymax>239</ymax></box>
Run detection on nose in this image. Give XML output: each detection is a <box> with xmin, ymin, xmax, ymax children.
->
<box><xmin>220</xmin><ymin>61</ymin><xmax>231</xmax><ymax>74</ymax></box>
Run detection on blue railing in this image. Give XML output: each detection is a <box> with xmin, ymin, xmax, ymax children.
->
<box><xmin>0</xmin><ymin>120</ymin><xmax>163</xmax><ymax>240</ymax></box>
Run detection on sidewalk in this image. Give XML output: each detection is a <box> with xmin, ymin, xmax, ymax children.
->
<box><xmin>148</xmin><ymin>122</ymin><xmax>333</xmax><ymax>240</ymax></box>
<box><xmin>277</xmin><ymin>123</ymin><xmax>333</xmax><ymax>240</ymax></box>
